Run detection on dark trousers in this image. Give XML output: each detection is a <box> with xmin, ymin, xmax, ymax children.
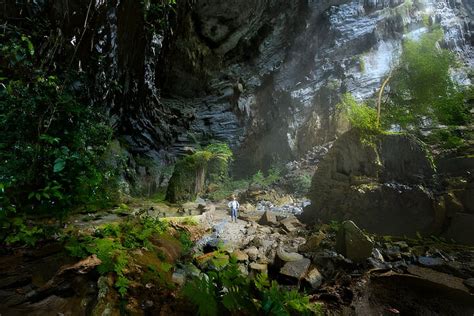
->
<box><xmin>231</xmin><ymin>208</ymin><xmax>238</xmax><ymax>220</ymax></box>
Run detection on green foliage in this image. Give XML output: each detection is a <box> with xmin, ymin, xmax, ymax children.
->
<box><xmin>284</xmin><ymin>173</ymin><xmax>312</xmax><ymax>196</ymax></box>
<box><xmin>2</xmin><ymin>217</ymin><xmax>50</xmax><ymax>246</ymax></box>
<box><xmin>384</xmin><ymin>29</ymin><xmax>470</xmax><ymax>131</ymax></box>
<box><xmin>177</xmin><ymin>229</ymin><xmax>193</xmax><ymax>252</ymax></box>
<box><xmin>328</xmin><ymin>220</ymin><xmax>342</xmax><ymax>233</ymax></box>
<box><xmin>427</xmin><ymin>128</ymin><xmax>466</xmax><ymax>149</ymax></box>
<box><xmin>251</xmin><ymin>166</ymin><xmax>283</xmax><ymax>188</ymax></box>
<box><xmin>182</xmin><ymin>261</ymin><xmax>323</xmax><ymax>316</ymax></box>
<box><xmin>65</xmin><ymin>216</ymin><xmax>172</xmax><ymax>298</ymax></box>
<box><xmin>182</xmin><ymin>272</ymin><xmax>219</xmax><ymax>316</ymax></box>
<box><xmin>144</xmin><ymin>0</ymin><xmax>177</xmax><ymax>31</ymax></box>
<box><xmin>206</xmin><ymin>143</ymin><xmax>234</xmax><ymax>184</ymax></box>
<box><xmin>337</xmin><ymin>93</ymin><xmax>380</xmax><ymax>133</ymax></box>
<box><xmin>0</xmin><ymin>31</ymin><xmax>118</xmax><ymax>219</ymax></box>
<box><xmin>206</xmin><ymin>179</ymin><xmax>250</xmax><ymax>201</ymax></box>
<box><xmin>181</xmin><ymin>216</ymin><xmax>198</xmax><ymax>226</ymax></box>
<box><xmin>115</xmin><ymin>276</ymin><xmax>131</xmax><ymax>298</ymax></box>
<box><xmin>166</xmin><ymin>142</ymin><xmax>233</xmax><ymax>203</ymax></box>
<box><xmin>143</xmin><ymin>263</ymin><xmax>174</xmax><ymax>289</ymax></box>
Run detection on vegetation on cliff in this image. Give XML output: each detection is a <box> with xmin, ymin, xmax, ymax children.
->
<box><xmin>0</xmin><ymin>30</ymin><xmax>117</xmax><ymax>227</ymax></box>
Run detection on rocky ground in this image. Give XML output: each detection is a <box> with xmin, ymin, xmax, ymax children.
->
<box><xmin>172</xmin><ymin>195</ymin><xmax>474</xmax><ymax>315</ymax></box>
<box><xmin>1</xmin><ymin>190</ymin><xmax>474</xmax><ymax>315</ymax></box>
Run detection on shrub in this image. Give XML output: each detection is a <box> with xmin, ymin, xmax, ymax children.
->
<box><xmin>65</xmin><ymin>216</ymin><xmax>173</xmax><ymax>298</ymax></box>
<box><xmin>384</xmin><ymin>28</ymin><xmax>470</xmax><ymax>130</ymax></box>
<box><xmin>337</xmin><ymin>93</ymin><xmax>379</xmax><ymax>133</ymax></box>
<box><xmin>0</xmin><ymin>31</ymin><xmax>117</xmax><ymax>218</ymax></box>
<box><xmin>206</xmin><ymin>179</ymin><xmax>250</xmax><ymax>201</ymax></box>
<box><xmin>285</xmin><ymin>173</ymin><xmax>312</xmax><ymax>196</ymax></box>
<box><xmin>182</xmin><ymin>261</ymin><xmax>324</xmax><ymax>316</ymax></box>
<box><xmin>250</xmin><ymin>166</ymin><xmax>283</xmax><ymax>188</ymax></box>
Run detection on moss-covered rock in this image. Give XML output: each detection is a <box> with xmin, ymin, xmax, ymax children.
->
<box><xmin>301</xmin><ymin>129</ymin><xmax>438</xmax><ymax>237</ymax></box>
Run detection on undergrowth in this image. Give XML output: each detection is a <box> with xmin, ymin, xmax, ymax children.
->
<box><xmin>182</xmin><ymin>258</ymin><xmax>324</xmax><ymax>316</ymax></box>
<box><xmin>64</xmin><ymin>216</ymin><xmax>183</xmax><ymax>298</ymax></box>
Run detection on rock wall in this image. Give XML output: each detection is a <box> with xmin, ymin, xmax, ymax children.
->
<box><xmin>3</xmin><ymin>0</ymin><xmax>472</xmax><ymax>186</ymax></box>
<box><xmin>301</xmin><ymin>129</ymin><xmax>474</xmax><ymax>244</ymax></box>
<box><xmin>158</xmin><ymin>0</ymin><xmax>473</xmax><ymax>176</ymax></box>
<box><xmin>300</xmin><ymin>129</ymin><xmax>439</xmax><ymax>236</ymax></box>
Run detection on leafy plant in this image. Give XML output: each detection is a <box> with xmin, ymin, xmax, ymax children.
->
<box><xmin>2</xmin><ymin>217</ymin><xmax>50</xmax><ymax>246</ymax></box>
<box><xmin>337</xmin><ymin>93</ymin><xmax>380</xmax><ymax>133</ymax></box>
<box><xmin>177</xmin><ymin>229</ymin><xmax>193</xmax><ymax>252</ymax></box>
<box><xmin>64</xmin><ymin>216</ymin><xmax>173</xmax><ymax>298</ymax></box>
<box><xmin>0</xmin><ymin>31</ymin><xmax>117</xmax><ymax>219</ymax></box>
<box><xmin>285</xmin><ymin>173</ymin><xmax>312</xmax><ymax>196</ymax></box>
<box><xmin>251</xmin><ymin>166</ymin><xmax>283</xmax><ymax>188</ymax></box>
<box><xmin>166</xmin><ymin>142</ymin><xmax>233</xmax><ymax>203</ymax></box>
<box><xmin>182</xmin><ymin>260</ymin><xmax>323</xmax><ymax>315</ymax></box>
<box><xmin>383</xmin><ymin>28</ymin><xmax>470</xmax><ymax>130</ymax></box>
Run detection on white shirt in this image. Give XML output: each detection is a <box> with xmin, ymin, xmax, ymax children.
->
<box><xmin>228</xmin><ymin>200</ymin><xmax>239</xmax><ymax>210</ymax></box>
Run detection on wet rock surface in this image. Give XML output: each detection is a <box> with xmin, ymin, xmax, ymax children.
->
<box><xmin>302</xmin><ymin>130</ymin><xmax>474</xmax><ymax>244</ymax></box>
<box><xmin>189</xmin><ymin>200</ymin><xmax>474</xmax><ymax>314</ymax></box>
<box><xmin>302</xmin><ymin>130</ymin><xmax>436</xmax><ymax>235</ymax></box>
<box><xmin>2</xmin><ymin>197</ymin><xmax>474</xmax><ymax>315</ymax></box>
<box><xmin>335</xmin><ymin>221</ymin><xmax>374</xmax><ymax>263</ymax></box>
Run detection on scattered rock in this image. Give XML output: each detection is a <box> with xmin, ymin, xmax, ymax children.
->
<box><xmin>244</xmin><ymin>246</ymin><xmax>259</xmax><ymax>261</ymax></box>
<box><xmin>240</xmin><ymin>203</ymin><xmax>256</xmax><ymax>213</ymax></box>
<box><xmin>195</xmin><ymin>252</ymin><xmax>216</xmax><ymax>270</ymax></box>
<box><xmin>384</xmin><ymin>245</ymin><xmax>402</xmax><ymax>261</ymax></box>
<box><xmin>237</xmin><ymin>264</ymin><xmax>249</xmax><ymax>276</ymax></box>
<box><xmin>392</xmin><ymin>241</ymin><xmax>409</xmax><ymax>251</ymax></box>
<box><xmin>232</xmin><ymin>250</ymin><xmax>249</xmax><ymax>262</ymax></box>
<box><xmin>280</xmin><ymin>258</ymin><xmax>311</xmax><ymax>281</ymax></box>
<box><xmin>335</xmin><ymin>221</ymin><xmax>374</xmax><ymax>263</ymax></box>
<box><xmin>259</xmin><ymin>211</ymin><xmax>278</xmax><ymax>226</ymax></box>
<box><xmin>172</xmin><ymin>271</ymin><xmax>186</xmax><ymax>286</ymax></box>
<box><xmin>258</xmin><ymin>226</ymin><xmax>273</xmax><ymax>234</ymax></box>
<box><xmin>372</xmin><ymin>248</ymin><xmax>384</xmax><ymax>262</ymax></box>
<box><xmin>276</xmin><ymin>247</ymin><xmax>304</xmax><ymax>262</ymax></box>
<box><xmin>299</xmin><ymin>231</ymin><xmax>326</xmax><ymax>252</ymax></box>
<box><xmin>407</xmin><ymin>265</ymin><xmax>471</xmax><ymax>294</ymax></box>
<box><xmin>280</xmin><ymin>216</ymin><xmax>302</xmax><ymax>233</ymax></box>
<box><xmin>304</xmin><ymin>268</ymin><xmax>323</xmax><ymax>289</ymax></box>
<box><xmin>249</xmin><ymin>263</ymin><xmax>268</xmax><ymax>275</ymax></box>
<box><xmin>418</xmin><ymin>256</ymin><xmax>445</xmax><ymax>267</ymax></box>
<box><xmin>198</xmin><ymin>203</ymin><xmax>216</xmax><ymax>214</ymax></box>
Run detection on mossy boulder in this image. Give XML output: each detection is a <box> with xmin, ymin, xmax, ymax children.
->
<box><xmin>335</xmin><ymin>220</ymin><xmax>374</xmax><ymax>262</ymax></box>
<box><xmin>301</xmin><ymin>129</ymin><xmax>438</xmax><ymax>237</ymax></box>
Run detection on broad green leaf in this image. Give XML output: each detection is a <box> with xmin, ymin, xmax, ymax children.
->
<box><xmin>53</xmin><ymin>158</ymin><xmax>66</xmax><ymax>173</ymax></box>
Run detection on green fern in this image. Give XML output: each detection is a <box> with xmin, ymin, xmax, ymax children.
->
<box><xmin>115</xmin><ymin>275</ymin><xmax>130</xmax><ymax>298</ymax></box>
<box><xmin>182</xmin><ymin>275</ymin><xmax>219</xmax><ymax>316</ymax></box>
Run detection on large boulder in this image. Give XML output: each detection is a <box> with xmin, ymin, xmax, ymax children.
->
<box><xmin>301</xmin><ymin>130</ymin><xmax>438</xmax><ymax>237</ymax></box>
<box><xmin>259</xmin><ymin>211</ymin><xmax>278</xmax><ymax>226</ymax></box>
<box><xmin>443</xmin><ymin>213</ymin><xmax>474</xmax><ymax>245</ymax></box>
<box><xmin>279</xmin><ymin>258</ymin><xmax>311</xmax><ymax>282</ymax></box>
<box><xmin>335</xmin><ymin>220</ymin><xmax>374</xmax><ymax>263</ymax></box>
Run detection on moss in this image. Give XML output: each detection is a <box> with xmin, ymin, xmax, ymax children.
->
<box><xmin>359</xmin><ymin>56</ymin><xmax>366</xmax><ymax>73</ymax></box>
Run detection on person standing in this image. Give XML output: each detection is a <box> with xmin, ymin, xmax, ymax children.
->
<box><xmin>228</xmin><ymin>195</ymin><xmax>240</xmax><ymax>223</ymax></box>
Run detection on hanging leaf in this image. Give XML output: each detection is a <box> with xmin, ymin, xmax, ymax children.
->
<box><xmin>21</xmin><ymin>35</ymin><xmax>34</xmax><ymax>56</ymax></box>
<box><xmin>53</xmin><ymin>158</ymin><xmax>66</xmax><ymax>173</ymax></box>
